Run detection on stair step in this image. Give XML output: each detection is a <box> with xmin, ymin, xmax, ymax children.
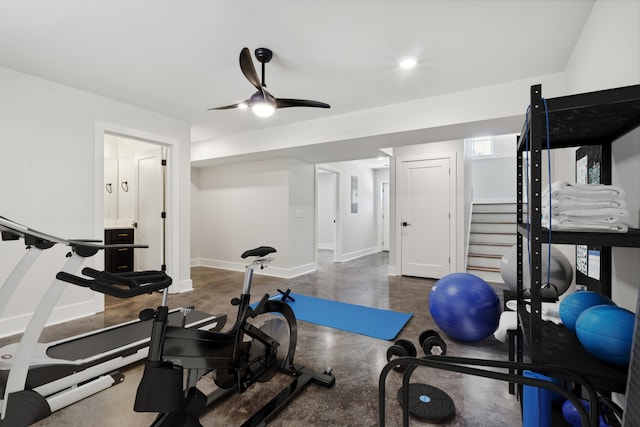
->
<box><xmin>473</xmin><ymin>213</ymin><xmax>518</xmax><ymax>223</ymax></box>
<box><xmin>469</xmin><ymin>233</ymin><xmax>516</xmax><ymax>245</ymax></box>
<box><xmin>471</xmin><ymin>223</ymin><xmax>517</xmax><ymax>234</ymax></box>
<box><xmin>467</xmin><ymin>267</ymin><xmax>504</xmax><ymax>284</ymax></box>
<box><xmin>467</xmin><ymin>256</ymin><xmax>501</xmax><ymax>269</ymax></box>
<box><xmin>472</xmin><ymin>203</ymin><xmax>517</xmax><ymax>214</ymax></box>
<box><xmin>468</xmin><ymin>266</ymin><xmax>501</xmax><ymax>273</ymax></box>
<box><xmin>468</xmin><ymin>253</ymin><xmax>502</xmax><ymax>259</ymax></box>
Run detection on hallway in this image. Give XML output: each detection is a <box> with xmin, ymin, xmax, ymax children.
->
<box><xmin>11</xmin><ymin>252</ymin><xmax>520</xmax><ymax>426</ymax></box>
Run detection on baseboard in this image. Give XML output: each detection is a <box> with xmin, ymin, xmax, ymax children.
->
<box><xmin>387</xmin><ymin>265</ymin><xmax>399</xmax><ymax>276</ymax></box>
<box><xmin>0</xmin><ymin>298</ymin><xmax>102</xmax><ymax>339</ymax></box>
<box><xmin>196</xmin><ymin>258</ymin><xmax>316</xmax><ymax>279</ymax></box>
<box><xmin>341</xmin><ymin>247</ymin><xmax>377</xmax><ymax>262</ymax></box>
<box><xmin>318</xmin><ymin>244</ymin><xmax>335</xmax><ymax>250</ymax></box>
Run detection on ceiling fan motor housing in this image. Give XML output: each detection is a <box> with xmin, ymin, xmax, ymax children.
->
<box><xmin>255</xmin><ymin>48</ymin><xmax>273</xmax><ymax>64</ymax></box>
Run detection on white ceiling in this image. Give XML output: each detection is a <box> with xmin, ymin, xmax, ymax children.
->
<box><xmin>0</xmin><ymin>0</ymin><xmax>595</xmax><ymax>165</ymax></box>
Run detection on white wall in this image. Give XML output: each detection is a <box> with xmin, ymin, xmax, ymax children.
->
<box><xmin>560</xmin><ymin>0</ymin><xmax>640</xmax><ymax>311</ymax></box>
<box><xmin>194</xmin><ymin>158</ymin><xmax>290</xmax><ymax>271</ymax></box>
<box><xmin>193</xmin><ymin>158</ymin><xmax>317</xmax><ymax>277</ymax></box>
<box><xmin>288</xmin><ymin>159</ymin><xmax>316</xmax><ymax>268</ymax></box>
<box><xmin>471</xmin><ymin>134</ymin><xmax>517</xmax><ymax>202</ymax></box>
<box><xmin>0</xmin><ymin>66</ymin><xmax>191</xmax><ymax>337</ymax></box>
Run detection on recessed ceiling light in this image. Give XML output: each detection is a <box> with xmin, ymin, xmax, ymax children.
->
<box><xmin>398</xmin><ymin>56</ymin><xmax>417</xmax><ymax>70</ymax></box>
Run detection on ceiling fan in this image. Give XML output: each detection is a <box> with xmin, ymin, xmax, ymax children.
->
<box><xmin>209</xmin><ymin>47</ymin><xmax>330</xmax><ymax>118</ymax></box>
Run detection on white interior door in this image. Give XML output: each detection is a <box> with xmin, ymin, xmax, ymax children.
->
<box><xmin>400</xmin><ymin>157</ymin><xmax>452</xmax><ymax>278</ymax></box>
<box><xmin>136</xmin><ymin>148</ymin><xmax>163</xmax><ymax>271</ymax></box>
<box><xmin>382</xmin><ymin>182</ymin><xmax>390</xmax><ymax>251</ymax></box>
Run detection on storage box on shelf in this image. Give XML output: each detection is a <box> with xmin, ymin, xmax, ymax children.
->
<box><xmin>516</xmin><ymin>83</ymin><xmax>640</xmax><ymax>396</ymax></box>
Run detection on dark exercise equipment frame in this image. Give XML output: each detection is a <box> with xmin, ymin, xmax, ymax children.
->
<box><xmin>0</xmin><ymin>215</ymin><xmax>224</xmax><ymax>426</ymax></box>
<box><xmin>379</xmin><ymin>355</ymin><xmax>619</xmax><ymax>427</ymax></box>
<box><xmin>134</xmin><ymin>246</ymin><xmax>336</xmax><ymax>427</ymax></box>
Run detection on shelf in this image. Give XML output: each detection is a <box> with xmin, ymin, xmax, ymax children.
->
<box><xmin>515</xmin><ymin>83</ymin><xmax>640</xmax><ymax>400</ymax></box>
<box><xmin>517</xmin><ymin>84</ymin><xmax>640</xmax><ymax>151</ymax></box>
<box><xmin>518</xmin><ymin>305</ymin><xmax>628</xmax><ymax>393</ymax></box>
<box><xmin>517</xmin><ymin>224</ymin><xmax>640</xmax><ymax>247</ymax></box>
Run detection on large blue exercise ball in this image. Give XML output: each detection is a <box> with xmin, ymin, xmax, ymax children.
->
<box><xmin>500</xmin><ymin>244</ymin><xmax>573</xmax><ymax>299</ymax></box>
<box><xmin>576</xmin><ymin>305</ymin><xmax>635</xmax><ymax>366</ymax></box>
<box><xmin>429</xmin><ymin>273</ymin><xmax>501</xmax><ymax>342</ymax></box>
<box><xmin>559</xmin><ymin>291</ymin><xmax>615</xmax><ymax>331</ymax></box>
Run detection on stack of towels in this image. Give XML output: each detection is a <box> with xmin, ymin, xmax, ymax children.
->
<box><xmin>541</xmin><ymin>181</ymin><xmax>628</xmax><ymax>232</ymax></box>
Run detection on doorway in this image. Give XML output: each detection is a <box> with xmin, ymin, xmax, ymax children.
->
<box><xmin>104</xmin><ymin>135</ymin><xmax>166</xmax><ymax>273</ymax></box>
<box><xmin>95</xmin><ymin>121</ymin><xmax>182</xmax><ymax>314</ymax></box>
<box><xmin>316</xmin><ymin>166</ymin><xmax>340</xmax><ymax>267</ymax></box>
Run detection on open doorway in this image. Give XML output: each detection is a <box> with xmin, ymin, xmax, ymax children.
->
<box><xmin>104</xmin><ymin>134</ymin><xmax>167</xmax><ymax>273</ymax></box>
<box><xmin>316</xmin><ymin>166</ymin><xmax>340</xmax><ymax>268</ymax></box>
<box><xmin>95</xmin><ymin>121</ymin><xmax>182</xmax><ymax>316</ymax></box>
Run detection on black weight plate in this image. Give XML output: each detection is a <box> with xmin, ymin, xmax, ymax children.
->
<box><xmin>394</xmin><ymin>339</ymin><xmax>417</xmax><ymax>357</ymax></box>
<box><xmin>397</xmin><ymin>383</ymin><xmax>455</xmax><ymax>423</ymax></box>
<box><xmin>419</xmin><ymin>329</ymin><xmax>440</xmax><ymax>346</ymax></box>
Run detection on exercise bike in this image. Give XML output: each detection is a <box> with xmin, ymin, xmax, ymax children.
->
<box><xmin>133</xmin><ymin>246</ymin><xmax>335</xmax><ymax>426</ymax></box>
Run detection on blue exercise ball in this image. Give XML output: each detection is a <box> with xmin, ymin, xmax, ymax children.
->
<box><xmin>562</xmin><ymin>399</ymin><xmax>610</xmax><ymax>427</ymax></box>
<box><xmin>429</xmin><ymin>273</ymin><xmax>501</xmax><ymax>342</ymax></box>
<box><xmin>576</xmin><ymin>305</ymin><xmax>635</xmax><ymax>366</ymax></box>
<box><xmin>559</xmin><ymin>291</ymin><xmax>615</xmax><ymax>331</ymax></box>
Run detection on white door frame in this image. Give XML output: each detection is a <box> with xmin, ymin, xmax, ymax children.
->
<box><xmin>393</xmin><ymin>152</ymin><xmax>457</xmax><ymax>277</ymax></box>
<box><xmin>94</xmin><ymin>122</ymin><xmax>181</xmax><ymax>298</ymax></box>
<box><xmin>315</xmin><ymin>165</ymin><xmax>342</xmax><ymax>263</ymax></box>
<box><xmin>379</xmin><ymin>181</ymin><xmax>390</xmax><ymax>251</ymax></box>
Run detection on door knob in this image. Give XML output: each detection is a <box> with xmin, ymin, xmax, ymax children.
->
<box><xmin>402</xmin><ymin>222</ymin><xmax>411</xmax><ymax>227</ymax></box>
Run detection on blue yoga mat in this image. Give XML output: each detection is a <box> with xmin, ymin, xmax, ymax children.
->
<box><xmin>267</xmin><ymin>292</ymin><xmax>412</xmax><ymax>341</ymax></box>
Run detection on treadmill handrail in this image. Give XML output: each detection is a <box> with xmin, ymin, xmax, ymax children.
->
<box><xmin>56</xmin><ymin>268</ymin><xmax>172</xmax><ymax>298</ymax></box>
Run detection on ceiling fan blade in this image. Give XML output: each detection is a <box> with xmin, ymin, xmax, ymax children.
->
<box><xmin>239</xmin><ymin>47</ymin><xmax>262</xmax><ymax>90</ymax></box>
<box><xmin>275</xmin><ymin>98</ymin><xmax>331</xmax><ymax>109</ymax></box>
<box><xmin>207</xmin><ymin>100</ymin><xmax>248</xmax><ymax>110</ymax></box>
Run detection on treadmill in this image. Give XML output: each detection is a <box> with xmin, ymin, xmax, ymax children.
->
<box><xmin>0</xmin><ymin>215</ymin><xmax>226</xmax><ymax>426</ymax></box>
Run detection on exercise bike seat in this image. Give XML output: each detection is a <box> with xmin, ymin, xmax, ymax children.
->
<box><xmin>241</xmin><ymin>246</ymin><xmax>276</xmax><ymax>259</ymax></box>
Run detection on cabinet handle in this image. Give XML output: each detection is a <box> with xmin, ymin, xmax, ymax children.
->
<box><xmin>117</xmin><ymin>248</ymin><xmax>129</xmax><ymax>252</ymax></box>
<box><xmin>117</xmin><ymin>266</ymin><xmax>129</xmax><ymax>270</ymax></box>
<box><xmin>117</xmin><ymin>233</ymin><xmax>129</xmax><ymax>237</ymax></box>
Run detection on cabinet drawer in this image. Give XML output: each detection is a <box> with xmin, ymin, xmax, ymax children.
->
<box><xmin>105</xmin><ymin>228</ymin><xmax>134</xmax><ymax>244</ymax></box>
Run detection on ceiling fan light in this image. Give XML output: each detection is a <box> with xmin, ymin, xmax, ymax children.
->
<box><xmin>238</xmin><ymin>102</ymin><xmax>249</xmax><ymax>109</ymax></box>
<box><xmin>252</xmin><ymin>101</ymin><xmax>275</xmax><ymax>118</ymax></box>
<box><xmin>399</xmin><ymin>56</ymin><xmax>417</xmax><ymax>70</ymax></box>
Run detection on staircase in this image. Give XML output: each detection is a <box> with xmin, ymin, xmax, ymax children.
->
<box><xmin>466</xmin><ymin>202</ymin><xmax>517</xmax><ymax>284</ymax></box>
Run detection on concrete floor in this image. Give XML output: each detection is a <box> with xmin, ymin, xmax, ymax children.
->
<box><xmin>4</xmin><ymin>251</ymin><xmax>521</xmax><ymax>426</ymax></box>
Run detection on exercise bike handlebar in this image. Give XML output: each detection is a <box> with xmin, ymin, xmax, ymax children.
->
<box><xmin>56</xmin><ymin>268</ymin><xmax>172</xmax><ymax>298</ymax></box>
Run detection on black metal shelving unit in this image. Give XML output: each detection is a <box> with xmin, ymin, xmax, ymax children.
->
<box><xmin>516</xmin><ymin>83</ymin><xmax>640</xmax><ymax>395</ymax></box>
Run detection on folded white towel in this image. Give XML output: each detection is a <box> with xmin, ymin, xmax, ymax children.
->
<box><xmin>541</xmin><ymin>199</ymin><xmax>627</xmax><ymax>211</ymax></box>
<box><xmin>543</xmin><ymin>181</ymin><xmax>626</xmax><ymax>199</ymax></box>
<box><xmin>542</xmin><ymin>217</ymin><xmax>629</xmax><ymax>233</ymax></box>
<box><xmin>542</xmin><ymin>210</ymin><xmax>629</xmax><ymax>225</ymax></box>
